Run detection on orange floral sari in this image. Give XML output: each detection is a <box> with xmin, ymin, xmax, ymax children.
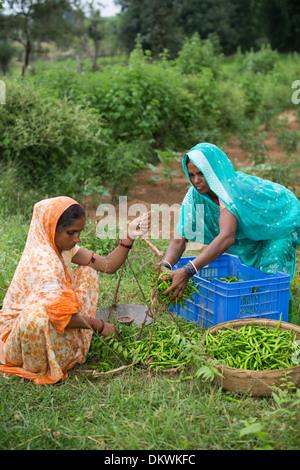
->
<box><xmin>0</xmin><ymin>197</ymin><xmax>99</xmax><ymax>384</ymax></box>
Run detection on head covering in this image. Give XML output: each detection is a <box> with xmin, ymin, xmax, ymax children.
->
<box><xmin>177</xmin><ymin>143</ymin><xmax>300</xmax><ymax>278</ymax></box>
<box><xmin>182</xmin><ymin>143</ymin><xmax>300</xmax><ymax>241</ymax></box>
<box><xmin>0</xmin><ymin>197</ymin><xmax>100</xmax><ymax>384</ymax></box>
<box><xmin>1</xmin><ymin>197</ymin><xmax>81</xmax><ymax>335</ymax></box>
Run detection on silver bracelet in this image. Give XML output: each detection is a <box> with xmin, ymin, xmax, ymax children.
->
<box><xmin>183</xmin><ymin>260</ymin><xmax>197</xmax><ymax>278</ymax></box>
<box><xmin>162</xmin><ymin>260</ymin><xmax>173</xmax><ymax>270</ymax></box>
<box><xmin>188</xmin><ymin>260</ymin><xmax>197</xmax><ymax>274</ymax></box>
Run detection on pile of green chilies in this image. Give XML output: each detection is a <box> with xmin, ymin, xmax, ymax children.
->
<box><xmin>205</xmin><ymin>317</ymin><xmax>300</xmax><ymax>371</ymax></box>
<box><xmin>150</xmin><ymin>270</ymin><xmax>200</xmax><ymax>310</ymax></box>
<box><xmin>206</xmin><ymin>275</ymin><xmax>244</xmax><ymax>283</ymax></box>
<box><xmin>217</xmin><ymin>275</ymin><xmax>244</xmax><ymax>283</ymax></box>
<box><xmin>117</xmin><ymin>319</ymin><xmax>202</xmax><ymax>370</ymax></box>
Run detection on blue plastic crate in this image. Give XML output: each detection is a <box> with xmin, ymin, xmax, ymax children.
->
<box><xmin>170</xmin><ymin>254</ymin><xmax>290</xmax><ymax>328</ymax></box>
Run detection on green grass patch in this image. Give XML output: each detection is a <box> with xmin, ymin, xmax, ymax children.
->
<box><xmin>0</xmin><ymin>222</ymin><xmax>299</xmax><ymax>450</ymax></box>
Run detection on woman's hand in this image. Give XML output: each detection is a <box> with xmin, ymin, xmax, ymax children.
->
<box><xmin>67</xmin><ymin>314</ymin><xmax>119</xmax><ymax>339</ymax></box>
<box><xmin>100</xmin><ymin>321</ymin><xmax>119</xmax><ymax>339</ymax></box>
<box><xmin>161</xmin><ymin>266</ymin><xmax>171</xmax><ymax>272</ymax></box>
<box><xmin>94</xmin><ymin>318</ymin><xmax>119</xmax><ymax>340</ymax></box>
<box><xmin>127</xmin><ymin>211</ymin><xmax>151</xmax><ymax>240</ymax></box>
<box><xmin>160</xmin><ymin>268</ymin><xmax>189</xmax><ymax>301</ymax></box>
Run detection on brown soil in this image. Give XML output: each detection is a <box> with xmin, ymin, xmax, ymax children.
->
<box><xmin>84</xmin><ymin>110</ymin><xmax>299</xmax><ymax>244</ymax></box>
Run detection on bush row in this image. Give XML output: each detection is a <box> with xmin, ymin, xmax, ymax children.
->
<box><xmin>0</xmin><ymin>40</ymin><xmax>298</xmax><ymax>215</ymax></box>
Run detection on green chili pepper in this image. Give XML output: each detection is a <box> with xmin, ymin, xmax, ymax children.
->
<box><xmin>148</xmin><ymin>268</ymin><xmax>201</xmax><ymax>311</ymax></box>
<box><xmin>204</xmin><ymin>319</ymin><xmax>300</xmax><ymax>371</ymax></box>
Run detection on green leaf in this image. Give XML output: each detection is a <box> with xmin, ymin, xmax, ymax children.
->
<box><xmin>239</xmin><ymin>422</ymin><xmax>263</xmax><ymax>437</ymax></box>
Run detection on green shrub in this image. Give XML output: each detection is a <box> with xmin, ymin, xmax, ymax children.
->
<box><xmin>93</xmin><ymin>48</ymin><xmax>231</xmax><ymax>148</ymax></box>
<box><xmin>28</xmin><ymin>65</ymin><xmax>83</xmax><ymax>101</ymax></box>
<box><xmin>0</xmin><ymin>162</ymin><xmax>42</xmax><ymax>218</ymax></box>
<box><xmin>9</xmin><ymin>47</ymin><xmax>298</xmax><ymax>204</ymax></box>
<box><xmin>175</xmin><ymin>32</ymin><xmax>222</xmax><ymax>77</ymax></box>
<box><xmin>240</xmin><ymin>73</ymin><xmax>263</xmax><ymax>120</ymax></box>
<box><xmin>29</xmin><ymin>43</ymin><xmax>233</xmax><ymax>150</ymax></box>
<box><xmin>237</xmin><ymin>44</ymin><xmax>280</xmax><ymax>74</ymax></box>
<box><xmin>0</xmin><ymin>79</ymin><xmax>109</xmax><ymax>197</ymax></box>
<box><xmin>106</xmin><ymin>139</ymin><xmax>156</xmax><ymax>197</ymax></box>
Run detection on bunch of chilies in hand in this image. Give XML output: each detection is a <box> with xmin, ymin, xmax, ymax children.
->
<box><xmin>0</xmin><ymin>144</ymin><xmax>299</xmax><ymax>384</ymax></box>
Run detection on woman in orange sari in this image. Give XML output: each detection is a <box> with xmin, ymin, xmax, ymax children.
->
<box><xmin>0</xmin><ymin>196</ymin><xmax>148</xmax><ymax>385</ymax></box>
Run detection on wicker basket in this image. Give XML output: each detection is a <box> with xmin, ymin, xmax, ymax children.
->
<box><xmin>206</xmin><ymin>319</ymin><xmax>300</xmax><ymax>397</ymax></box>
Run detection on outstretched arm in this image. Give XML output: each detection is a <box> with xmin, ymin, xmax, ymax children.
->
<box><xmin>161</xmin><ymin>236</ymin><xmax>188</xmax><ymax>271</ymax></box>
<box><xmin>163</xmin><ymin>208</ymin><xmax>237</xmax><ymax>300</ymax></box>
<box><xmin>71</xmin><ymin>212</ymin><xmax>151</xmax><ymax>274</ymax></box>
<box><xmin>67</xmin><ymin>313</ymin><xmax>118</xmax><ymax>338</ymax></box>
<box><xmin>71</xmin><ymin>241</ymin><xmax>133</xmax><ymax>274</ymax></box>
<box><xmin>192</xmin><ymin>207</ymin><xmax>237</xmax><ymax>270</ymax></box>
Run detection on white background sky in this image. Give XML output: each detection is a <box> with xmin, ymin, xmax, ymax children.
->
<box><xmin>99</xmin><ymin>0</ymin><xmax>121</xmax><ymax>17</ymax></box>
<box><xmin>2</xmin><ymin>0</ymin><xmax>122</xmax><ymax>17</ymax></box>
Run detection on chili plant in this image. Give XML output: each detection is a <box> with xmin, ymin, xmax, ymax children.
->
<box><xmin>88</xmin><ymin>317</ymin><xmax>206</xmax><ymax>372</ymax></box>
<box><xmin>149</xmin><ymin>269</ymin><xmax>201</xmax><ymax>311</ymax></box>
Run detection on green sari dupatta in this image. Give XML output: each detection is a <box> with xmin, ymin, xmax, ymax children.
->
<box><xmin>177</xmin><ymin>143</ymin><xmax>300</xmax><ymax>282</ymax></box>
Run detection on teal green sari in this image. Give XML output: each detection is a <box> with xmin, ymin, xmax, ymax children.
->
<box><xmin>177</xmin><ymin>143</ymin><xmax>300</xmax><ymax>321</ymax></box>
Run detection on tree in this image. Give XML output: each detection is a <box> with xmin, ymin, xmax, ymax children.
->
<box><xmin>228</xmin><ymin>0</ymin><xmax>264</xmax><ymax>52</ymax></box>
<box><xmin>0</xmin><ymin>10</ymin><xmax>17</xmax><ymax>74</ymax></box>
<box><xmin>178</xmin><ymin>0</ymin><xmax>242</xmax><ymax>55</ymax></box>
<box><xmin>3</xmin><ymin>0</ymin><xmax>78</xmax><ymax>75</ymax></box>
<box><xmin>260</xmin><ymin>0</ymin><xmax>300</xmax><ymax>52</ymax></box>
<box><xmin>0</xmin><ymin>39</ymin><xmax>16</xmax><ymax>74</ymax></box>
<box><xmin>115</xmin><ymin>0</ymin><xmax>300</xmax><ymax>56</ymax></box>
<box><xmin>116</xmin><ymin>0</ymin><xmax>183</xmax><ymax>58</ymax></box>
<box><xmin>86</xmin><ymin>1</ymin><xmax>104</xmax><ymax>70</ymax></box>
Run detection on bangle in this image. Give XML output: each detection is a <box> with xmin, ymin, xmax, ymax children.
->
<box><xmin>119</xmin><ymin>240</ymin><xmax>133</xmax><ymax>249</ymax></box>
<box><xmin>162</xmin><ymin>260</ymin><xmax>172</xmax><ymax>270</ymax></box>
<box><xmin>188</xmin><ymin>260</ymin><xmax>197</xmax><ymax>274</ymax></box>
<box><xmin>183</xmin><ymin>261</ymin><xmax>197</xmax><ymax>278</ymax></box>
<box><xmin>98</xmin><ymin>318</ymin><xmax>104</xmax><ymax>334</ymax></box>
<box><xmin>126</xmin><ymin>231</ymin><xmax>135</xmax><ymax>241</ymax></box>
<box><xmin>87</xmin><ymin>251</ymin><xmax>96</xmax><ymax>266</ymax></box>
<box><xmin>118</xmin><ymin>230</ymin><xmax>135</xmax><ymax>241</ymax></box>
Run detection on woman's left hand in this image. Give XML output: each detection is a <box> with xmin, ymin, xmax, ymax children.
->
<box><xmin>100</xmin><ymin>321</ymin><xmax>119</xmax><ymax>339</ymax></box>
<box><xmin>127</xmin><ymin>211</ymin><xmax>151</xmax><ymax>240</ymax></box>
<box><xmin>160</xmin><ymin>268</ymin><xmax>189</xmax><ymax>301</ymax></box>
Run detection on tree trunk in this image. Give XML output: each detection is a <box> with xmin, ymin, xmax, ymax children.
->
<box><xmin>92</xmin><ymin>39</ymin><xmax>99</xmax><ymax>71</ymax></box>
<box><xmin>22</xmin><ymin>39</ymin><xmax>31</xmax><ymax>76</ymax></box>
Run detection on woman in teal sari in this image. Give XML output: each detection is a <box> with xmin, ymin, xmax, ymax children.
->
<box><xmin>162</xmin><ymin>143</ymin><xmax>300</xmax><ymax>323</ymax></box>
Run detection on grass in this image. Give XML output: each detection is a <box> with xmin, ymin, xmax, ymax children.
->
<box><xmin>0</xmin><ymin>48</ymin><xmax>299</xmax><ymax>451</ymax></box>
<box><xmin>0</xmin><ymin>368</ymin><xmax>299</xmax><ymax>450</ymax></box>
<box><xmin>0</xmin><ymin>219</ymin><xmax>299</xmax><ymax>451</ymax></box>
